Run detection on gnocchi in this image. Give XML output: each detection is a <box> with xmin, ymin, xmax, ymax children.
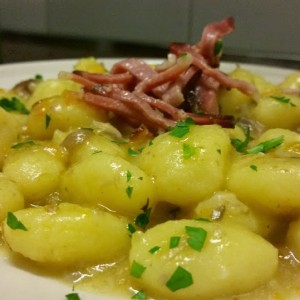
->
<box><xmin>0</xmin><ymin>47</ymin><xmax>300</xmax><ymax>299</ymax></box>
<box><xmin>2</xmin><ymin>203</ymin><xmax>130</xmax><ymax>267</ymax></box>
<box><xmin>129</xmin><ymin>219</ymin><xmax>278</xmax><ymax>299</ymax></box>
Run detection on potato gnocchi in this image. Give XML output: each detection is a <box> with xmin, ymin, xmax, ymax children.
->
<box><xmin>1</xmin><ymin>55</ymin><xmax>300</xmax><ymax>300</ymax></box>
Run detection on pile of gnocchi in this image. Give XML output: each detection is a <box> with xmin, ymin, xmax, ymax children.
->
<box><xmin>1</xmin><ymin>57</ymin><xmax>300</xmax><ymax>299</ymax></box>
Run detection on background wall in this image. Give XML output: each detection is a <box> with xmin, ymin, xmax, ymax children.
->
<box><xmin>0</xmin><ymin>0</ymin><xmax>300</xmax><ymax>65</ymax></box>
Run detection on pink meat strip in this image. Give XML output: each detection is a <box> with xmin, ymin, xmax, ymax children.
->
<box><xmin>196</xmin><ymin>17</ymin><xmax>235</xmax><ymax>67</ymax></box>
<box><xmin>170</xmin><ymin>43</ymin><xmax>259</xmax><ymax>98</ymax></box>
<box><xmin>134</xmin><ymin>53</ymin><xmax>193</xmax><ymax>94</ymax></box>
<box><xmin>67</xmin><ymin>17</ymin><xmax>262</xmax><ymax>132</ymax></box>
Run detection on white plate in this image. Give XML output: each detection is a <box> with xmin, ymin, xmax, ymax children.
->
<box><xmin>0</xmin><ymin>58</ymin><xmax>297</xmax><ymax>300</ymax></box>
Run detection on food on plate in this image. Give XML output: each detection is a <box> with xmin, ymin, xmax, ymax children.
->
<box><xmin>1</xmin><ymin>17</ymin><xmax>300</xmax><ymax>299</ymax></box>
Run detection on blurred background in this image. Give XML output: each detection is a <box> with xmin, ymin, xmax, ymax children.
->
<box><xmin>0</xmin><ymin>0</ymin><xmax>300</xmax><ymax>68</ymax></box>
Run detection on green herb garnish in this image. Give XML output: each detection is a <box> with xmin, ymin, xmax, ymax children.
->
<box><xmin>35</xmin><ymin>74</ymin><xmax>43</xmax><ymax>81</ymax></box>
<box><xmin>166</xmin><ymin>266</ymin><xmax>193</xmax><ymax>292</ymax></box>
<box><xmin>126</xmin><ymin>186</ymin><xmax>133</xmax><ymax>198</ymax></box>
<box><xmin>131</xmin><ymin>290</ymin><xmax>147</xmax><ymax>299</ymax></box>
<box><xmin>182</xmin><ymin>143</ymin><xmax>196</xmax><ymax>159</ymax></box>
<box><xmin>231</xmin><ymin>126</ymin><xmax>251</xmax><ymax>153</ymax></box>
<box><xmin>185</xmin><ymin>226</ymin><xmax>207</xmax><ymax>252</ymax></box>
<box><xmin>250</xmin><ymin>165</ymin><xmax>258</xmax><ymax>171</ymax></box>
<box><xmin>149</xmin><ymin>246</ymin><xmax>161</xmax><ymax>254</ymax></box>
<box><xmin>126</xmin><ymin>170</ymin><xmax>132</xmax><ymax>182</ymax></box>
<box><xmin>214</xmin><ymin>39</ymin><xmax>223</xmax><ymax>56</ymax></box>
<box><xmin>6</xmin><ymin>212</ymin><xmax>27</xmax><ymax>231</ymax></box>
<box><xmin>130</xmin><ymin>260</ymin><xmax>146</xmax><ymax>278</ymax></box>
<box><xmin>135</xmin><ymin>207</ymin><xmax>152</xmax><ymax>230</ymax></box>
<box><xmin>65</xmin><ymin>293</ymin><xmax>81</xmax><ymax>300</ymax></box>
<box><xmin>246</xmin><ymin>136</ymin><xmax>284</xmax><ymax>154</ymax></box>
<box><xmin>127</xmin><ymin>223</ymin><xmax>136</xmax><ymax>235</ymax></box>
<box><xmin>169</xmin><ymin>118</ymin><xmax>195</xmax><ymax>138</ymax></box>
<box><xmin>128</xmin><ymin>148</ymin><xmax>143</xmax><ymax>156</ymax></box>
<box><xmin>195</xmin><ymin>217</ymin><xmax>212</xmax><ymax>222</ymax></box>
<box><xmin>169</xmin><ymin>236</ymin><xmax>181</xmax><ymax>249</ymax></box>
<box><xmin>11</xmin><ymin>140</ymin><xmax>36</xmax><ymax>149</ymax></box>
<box><xmin>45</xmin><ymin>114</ymin><xmax>51</xmax><ymax>128</ymax></box>
<box><xmin>0</xmin><ymin>97</ymin><xmax>29</xmax><ymax>114</ymax></box>
<box><xmin>271</xmin><ymin>95</ymin><xmax>296</xmax><ymax>107</ymax></box>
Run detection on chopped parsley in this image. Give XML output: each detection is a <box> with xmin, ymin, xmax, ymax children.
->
<box><xmin>126</xmin><ymin>170</ymin><xmax>132</xmax><ymax>182</ymax></box>
<box><xmin>127</xmin><ymin>223</ymin><xmax>136</xmax><ymax>235</ymax></box>
<box><xmin>182</xmin><ymin>143</ymin><xmax>196</xmax><ymax>159</ymax></box>
<box><xmin>246</xmin><ymin>136</ymin><xmax>284</xmax><ymax>154</ymax></box>
<box><xmin>231</xmin><ymin>126</ymin><xmax>251</xmax><ymax>153</ymax></box>
<box><xmin>271</xmin><ymin>95</ymin><xmax>296</xmax><ymax>107</ymax></box>
<box><xmin>126</xmin><ymin>186</ymin><xmax>133</xmax><ymax>198</ymax></box>
<box><xmin>166</xmin><ymin>266</ymin><xmax>193</xmax><ymax>292</ymax></box>
<box><xmin>149</xmin><ymin>246</ymin><xmax>161</xmax><ymax>254</ymax></box>
<box><xmin>169</xmin><ymin>118</ymin><xmax>195</xmax><ymax>138</ymax></box>
<box><xmin>185</xmin><ymin>226</ymin><xmax>207</xmax><ymax>252</ymax></box>
<box><xmin>128</xmin><ymin>148</ymin><xmax>143</xmax><ymax>156</ymax></box>
<box><xmin>134</xmin><ymin>207</ymin><xmax>152</xmax><ymax>230</ymax></box>
<box><xmin>11</xmin><ymin>140</ymin><xmax>36</xmax><ymax>149</ymax></box>
<box><xmin>250</xmin><ymin>165</ymin><xmax>258</xmax><ymax>171</ymax></box>
<box><xmin>0</xmin><ymin>97</ymin><xmax>29</xmax><ymax>114</ymax></box>
<box><xmin>35</xmin><ymin>74</ymin><xmax>43</xmax><ymax>81</ymax></box>
<box><xmin>214</xmin><ymin>39</ymin><xmax>223</xmax><ymax>56</ymax></box>
<box><xmin>45</xmin><ymin>114</ymin><xmax>51</xmax><ymax>128</ymax></box>
<box><xmin>130</xmin><ymin>260</ymin><xmax>146</xmax><ymax>278</ymax></box>
<box><xmin>131</xmin><ymin>290</ymin><xmax>147</xmax><ymax>299</ymax></box>
<box><xmin>195</xmin><ymin>217</ymin><xmax>212</xmax><ymax>222</ymax></box>
<box><xmin>6</xmin><ymin>212</ymin><xmax>28</xmax><ymax>231</ymax></box>
<box><xmin>169</xmin><ymin>236</ymin><xmax>181</xmax><ymax>249</ymax></box>
<box><xmin>65</xmin><ymin>293</ymin><xmax>81</xmax><ymax>300</ymax></box>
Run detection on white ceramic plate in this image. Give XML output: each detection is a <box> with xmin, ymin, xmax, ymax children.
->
<box><xmin>0</xmin><ymin>58</ymin><xmax>297</xmax><ymax>300</ymax></box>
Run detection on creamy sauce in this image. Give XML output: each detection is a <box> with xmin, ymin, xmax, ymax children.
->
<box><xmin>1</xmin><ymin>233</ymin><xmax>300</xmax><ymax>299</ymax></box>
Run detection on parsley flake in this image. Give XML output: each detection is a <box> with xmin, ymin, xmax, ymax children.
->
<box><xmin>271</xmin><ymin>95</ymin><xmax>296</xmax><ymax>107</ymax></box>
<box><xmin>231</xmin><ymin>126</ymin><xmax>251</xmax><ymax>153</ymax></box>
<box><xmin>35</xmin><ymin>74</ymin><xmax>43</xmax><ymax>81</ymax></box>
<box><xmin>126</xmin><ymin>170</ymin><xmax>132</xmax><ymax>182</ymax></box>
<box><xmin>128</xmin><ymin>148</ymin><xmax>143</xmax><ymax>156</ymax></box>
<box><xmin>149</xmin><ymin>246</ymin><xmax>161</xmax><ymax>254</ymax></box>
<box><xmin>45</xmin><ymin>114</ymin><xmax>51</xmax><ymax>129</ymax></box>
<box><xmin>214</xmin><ymin>39</ymin><xmax>223</xmax><ymax>56</ymax></box>
<box><xmin>166</xmin><ymin>266</ymin><xmax>193</xmax><ymax>292</ymax></box>
<box><xmin>135</xmin><ymin>207</ymin><xmax>152</xmax><ymax>230</ymax></box>
<box><xmin>169</xmin><ymin>118</ymin><xmax>195</xmax><ymax>138</ymax></box>
<box><xmin>6</xmin><ymin>212</ymin><xmax>28</xmax><ymax>231</ymax></box>
<box><xmin>0</xmin><ymin>97</ymin><xmax>29</xmax><ymax>114</ymax></box>
<box><xmin>131</xmin><ymin>290</ymin><xmax>147</xmax><ymax>299</ymax></box>
<box><xmin>11</xmin><ymin>140</ymin><xmax>36</xmax><ymax>149</ymax></box>
<box><xmin>250</xmin><ymin>165</ymin><xmax>258</xmax><ymax>171</ymax></box>
<box><xmin>127</xmin><ymin>223</ymin><xmax>136</xmax><ymax>235</ymax></box>
<box><xmin>126</xmin><ymin>186</ymin><xmax>133</xmax><ymax>198</ymax></box>
<box><xmin>65</xmin><ymin>293</ymin><xmax>81</xmax><ymax>300</ymax></box>
<box><xmin>246</xmin><ymin>136</ymin><xmax>284</xmax><ymax>154</ymax></box>
<box><xmin>185</xmin><ymin>226</ymin><xmax>207</xmax><ymax>252</ymax></box>
<box><xmin>182</xmin><ymin>143</ymin><xmax>196</xmax><ymax>159</ymax></box>
<box><xmin>130</xmin><ymin>260</ymin><xmax>146</xmax><ymax>278</ymax></box>
<box><xmin>169</xmin><ymin>236</ymin><xmax>181</xmax><ymax>249</ymax></box>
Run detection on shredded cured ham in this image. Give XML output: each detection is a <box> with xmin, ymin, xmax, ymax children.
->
<box><xmin>63</xmin><ymin>17</ymin><xmax>260</xmax><ymax>134</ymax></box>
